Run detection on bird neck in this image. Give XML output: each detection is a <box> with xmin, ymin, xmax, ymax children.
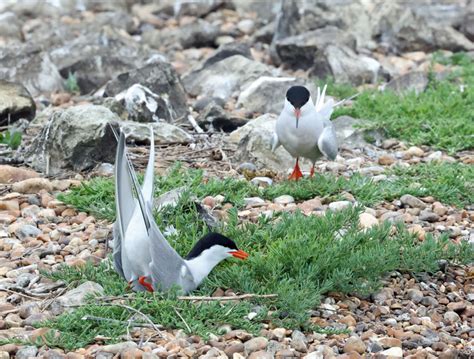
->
<box><xmin>184</xmin><ymin>250</ymin><xmax>224</xmax><ymax>286</ymax></box>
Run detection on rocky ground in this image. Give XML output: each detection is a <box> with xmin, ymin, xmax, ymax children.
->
<box><xmin>0</xmin><ymin>0</ymin><xmax>473</xmax><ymax>358</ymax></box>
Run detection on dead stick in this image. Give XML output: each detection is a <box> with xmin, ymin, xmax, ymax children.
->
<box><xmin>177</xmin><ymin>294</ymin><xmax>278</xmax><ymax>301</ymax></box>
<box><xmin>173</xmin><ymin>307</ymin><xmax>191</xmax><ymax>333</ymax></box>
<box><xmin>82</xmin><ymin>315</ymin><xmax>164</xmax><ymax>329</ymax></box>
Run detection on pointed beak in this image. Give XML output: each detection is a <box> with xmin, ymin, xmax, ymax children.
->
<box><xmin>229</xmin><ymin>249</ymin><xmax>249</xmax><ymax>260</ymax></box>
<box><xmin>294</xmin><ymin>108</ymin><xmax>301</xmax><ymax>128</ymax></box>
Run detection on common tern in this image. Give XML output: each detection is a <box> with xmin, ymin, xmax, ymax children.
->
<box><xmin>112</xmin><ymin>127</ymin><xmax>248</xmax><ymax>293</ymax></box>
<box><xmin>272</xmin><ymin>85</ymin><xmax>348</xmax><ymax>180</ymax></box>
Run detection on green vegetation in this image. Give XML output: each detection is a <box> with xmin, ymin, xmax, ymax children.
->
<box><xmin>0</xmin><ymin>130</ymin><xmax>22</xmax><ymax>150</ymax></box>
<box><xmin>64</xmin><ymin>72</ymin><xmax>80</xmax><ymax>94</ymax></box>
<box><xmin>58</xmin><ymin>162</ymin><xmax>473</xmax><ymax>222</ymax></box>
<box><xmin>331</xmin><ymin>52</ymin><xmax>474</xmax><ymax>154</ymax></box>
<box><xmin>45</xmin><ymin>164</ymin><xmax>474</xmax><ymax>349</ymax></box>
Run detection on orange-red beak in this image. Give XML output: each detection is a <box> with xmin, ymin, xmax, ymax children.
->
<box><xmin>294</xmin><ymin>108</ymin><xmax>301</xmax><ymax>128</ymax></box>
<box><xmin>229</xmin><ymin>249</ymin><xmax>249</xmax><ymax>260</ymax></box>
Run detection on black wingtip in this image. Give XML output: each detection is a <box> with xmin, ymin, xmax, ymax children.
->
<box><xmin>286</xmin><ymin>86</ymin><xmax>310</xmax><ymax>109</ymax></box>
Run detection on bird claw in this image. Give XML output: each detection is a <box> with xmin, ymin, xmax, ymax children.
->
<box><xmin>138</xmin><ymin>276</ymin><xmax>154</xmax><ymax>292</ymax></box>
<box><xmin>288</xmin><ymin>162</ymin><xmax>303</xmax><ymax>181</ymax></box>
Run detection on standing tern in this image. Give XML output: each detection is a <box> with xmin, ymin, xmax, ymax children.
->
<box><xmin>272</xmin><ymin>85</ymin><xmax>352</xmax><ymax>180</ymax></box>
<box><xmin>112</xmin><ymin>127</ymin><xmax>248</xmax><ymax>293</ymax></box>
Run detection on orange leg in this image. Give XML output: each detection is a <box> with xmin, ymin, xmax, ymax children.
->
<box><xmin>138</xmin><ymin>276</ymin><xmax>154</xmax><ymax>292</ymax></box>
<box><xmin>310</xmin><ymin>163</ymin><xmax>315</xmax><ymax>177</ymax></box>
<box><xmin>288</xmin><ymin>158</ymin><xmax>303</xmax><ymax>181</ymax></box>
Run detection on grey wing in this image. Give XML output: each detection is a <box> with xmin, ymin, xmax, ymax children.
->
<box><xmin>145</xmin><ymin>202</ymin><xmax>191</xmax><ymax>291</ymax></box>
<box><xmin>317</xmin><ymin>123</ymin><xmax>338</xmax><ymax>161</ymax></box>
<box><xmin>271</xmin><ymin>132</ymin><xmax>280</xmax><ymax>152</ymax></box>
<box><xmin>113</xmin><ymin>132</ymin><xmax>136</xmax><ymax>279</ymax></box>
<box><xmin>141</xmin><ymin>126</ymin><xmax>155</xmax><ymax>204</ymax></box>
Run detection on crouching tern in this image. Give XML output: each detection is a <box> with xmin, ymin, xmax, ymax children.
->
<box><xmin>272</xmin><ymin>85</ymin><xmax>351</xmax><ymax>180</ymax></box>
<box><xmin>112</xmin><ymin>127</ymin><xmax>248</xmax><ymax>293</ymax></box>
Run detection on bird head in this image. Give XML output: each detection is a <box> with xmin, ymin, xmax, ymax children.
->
<box><xmin>185</xmin><ymin>233</ymin><xmax>248</xmax><ymax>285</ymax></box>
<box><xmin>186</xmin><ymin>232</ymin><xmax>248</xmax><ymax>262</ymax></box>
<box><xmin>285</xmin><ymin>86</ymin><xmax>311</xmax><ymax>128</ymax></box>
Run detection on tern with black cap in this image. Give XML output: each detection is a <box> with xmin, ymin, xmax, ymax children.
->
<box><xmin>112</xmin><ymin>127</ymin><xmax>248</xmax><ymax>293</ymax></box>
<box><xmin>272</xmin><ymin>84</ymin><xmax>350</xmax><ymax>180</ymax></box>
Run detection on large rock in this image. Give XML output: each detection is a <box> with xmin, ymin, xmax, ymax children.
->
<box><xmin>104</xmin><ymin>61</ymin><xmax>188</xmax><ymax>123</ymax></box>
<box><xmin>142</xmin><ymin>19</ymin><xmax>219</xmax><ymax>49</ymax></box>
<box><xmin>0</xmin><ymin>80</ymin><xmax>36</xmax><ymax>126</ymax></box>
<box><xmin>49</xmin><ymin>27</ymin><xmax>161</xmax><ymax>94</ymax></box>
<box><xmin>385</xmin><ymin>72</ymin><xmax>428</xmax><ymax>94</ymax></box>
<box><xmin>202</xmin><ymin>42</ymin><xmax>252</xmax><ymax>68</ymax></box>
<box><xmin>183</xmin><ymin>55</ymin><xmax>277</xmax><ymax>101</ymax></box>
<box><xmin>0</xmin><ymin>11</ymin><xmax>22</xmax><ymax>43</ymax></box>
<box><xmin>236</xmin><ymin>77</ymin><xmax>317</xmax><ymax>115</ymax></box>
<box><xmin>311</xmin><ymin>45</ymin><xmax>381</xmax><ymax>85</ymax></box>
<box><xmin>331</xmin><ymin>115</ymin><xmax>384</xmax><ymax>148</ymax></box>
<box><xmin>275</xmin><ymin>26</ymin><xmax>356</xmax><ymax>69</ymax></box>
<box><xmin>229</xmin><ymin>114</ymin><xmax>296</xmax><ymax>172</ymax></box>
<box><xmin>0</xmin><ymin>44</ymin><xmax>64</xmax><ymax>96</ymax></box>
<box><xmin>0</xmin><ymin>165</ymin><xmax>39</xmax><ymax>184</ymax></box>
<box><xmin>121</xmin><ymin>121</ymin><xmax>193</xmax><ymax>144</ymax></box>
<box><xmin>25</xmin><ymin>105</ymin><xmax>120</xmax><ymax>175</ymax></box>
<box><xmin>51</xmin><ymin>281</ymin><xmax>104</xmax><ymax>315</ymax></box>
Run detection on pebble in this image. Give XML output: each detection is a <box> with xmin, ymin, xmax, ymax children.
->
<box><xmin>358</xmin><ymin>212</ymin><xmax>378</xmax><ymax>229</ymax></box>
<box><xmin>329</xmin><ymin>201</ymin><xmax>352</xmax><ymax>211</ymax></box>
<box><xmin>250</xmin><ymin>177</ymin><xmax>273</xmax><ymax>187</ymax></box>
<box><xmin>16</xmin><ymin>346</ymin><xmax>38</xmax><ymax>359</ymax></box>
<box><xmin>406</xmin><ymin>146</ymin><xmax>425</xmax><ymax>157</ymax></box>
<box><xmin>244</xmin><ymin>197</ymin><xmax>266</xmax><ymax>207</ymax></box>
<box><xmin>244</xmin><ymin>337</ymin><xmax>268</xmax><ymax>354</ymax></box>
<box><xmin>343</xmin><ymin>337</ymin><xmax>366</xmax><ymax>354</ymax></box>
<box><xmin>237</xmin><ymin>19</ymin><xmax>255</xmax><ymax>34</ymax></box>
<box><xmin>273</xmin><ymin>195</ymin><xmax>294</xmax><ymax>205</ymax></box>
<box><xmin>443</xmin><ymin>311</ymin><xmax>460</xmax><ymax>324</ymax></box>
<box><xmin>401</xmin><ymin>195</ymin><xmax>427</xmax><ymax>210</ymax></box>
<box><xmin>378</xmin><ymin>155</ymin><xmax>396</xmax><ymax>165</ymax></box>
<box><xmin>11</xmin><ymin>178</ymin><xmax>53</xmax><ymax>194</ymax></box>
<box><xmin>419</xmin><ymin>210</ymin><xmax>440</xmax><ymax>222</ymax></box>
<box><xmin>380</xmin><ymin>346</ymin><xmax>403</xmax><ymax>358</ymax></box>
<box><xmin>406</xmin><ymin>288</ymin><xmax>424</xmax><ymax>303</ymax></box>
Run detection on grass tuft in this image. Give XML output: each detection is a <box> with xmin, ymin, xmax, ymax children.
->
<box><xmin>45</xmin><ymin>165</ymin><xmax>474</xmax><ymax>349</ymax></box>
<box><xmin>331</xmin><ymin>52</ymin><xmax>474</xmax><ymax>153</ymax></box>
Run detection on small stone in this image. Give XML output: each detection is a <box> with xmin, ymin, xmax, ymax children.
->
<box><xmin>432</xmin><ymin>202</ymin><xmax>448</xmax><ymax>216</ymax></box>
<box><xmin>15</xmin><ymin>224</ymin><xmax>41</xmax><ymax>240</ymax></box>
<box><xmin>291</xmin><ymin>330</ymin><xmax>307</xmax><ymax>352</ymax></box>
<box><xmin>250</xmin><ymin>177</ymin><xmax>273</xmax><ymax>187</ymax></box>
<box><xmin>382</xmin><ymin>139</ymin><xmax>398</xmax><ymax>149</ymax></box>
<box><xmin>102</xmin><ymin>342</ymin><xmax>138</xmax><ymax>354</ymax></box>
<box><xmin>0</xmin><ymin>213</ymin><xmax>16</xmax><ymax>224</ymax></box>
<box><xmin>272</xmin><ymin>328</ymin><xmax>286</xmax><ymax>340</ymax></box>
<box><xmin>406</xmin><ymin>146</ymin><xmax>425</xmax><ymax>157</ymax></box>
<box><xmin>377</xmin><ymin>337</ymin><xmax>402</xmax><ymax>348</ymax></box>
<box><xmin>446</xmin><ymin>301</ymin><xmax>466</xmax><ymax>312</ymax></box>
<box><xmin>244</xmin><ymin>197</ymin><xmax>266</xmax><ymax>207</ymax></box>
<box><xmin>408</xmin><ymin>224</ymin><xmax>426</xmax><ymax>240</ymax></box>
<box><xmin>378</xmin><ymin>155</ymin><xmax>396</xmax><ymax>166</ymax></box>
<box><xmin>273</xmin><ymin>195</ymin><xmax>294</xmax><ymax>205</ymax></box>
<box><xmin>443</xmin><ymin>311</ymin><xmax>460</xmax><ymax>324</ymax></box>
<box><xmin>426</xmin><ymin>151</ymin><xmax>442</xmax><ymax>161</ymax></box>
<box><xmin>359</xmin><ymin>212</ymin><xmax>378</xmax><ymax>229</ymax></box>
<box><xmin>343</xmin><ymin>337</ymin><xmax>366</xmax><ymax>354</ymax></box>
<box><xmin>329</xmin><ymin>201</ymin><xmax>352</xmax><ymax>211</ymax></box>
<box><xmin>224</xmin><ymin>343</ymin><xmax>244</xmax><ymax>357</ymax></box>
<box><xmin>248</xmin><ymin>350</ymin><xmax>272</xmax><ymax>359</ymax></box>
<box><xmin>11</xmin><ymin>178</ymin><xmax>53</xmax><ymax>194</ymax></box>
<box><xmin>0</xmin><ymin>351</ymin><xmax>9</xmax><ymax>359</ymax></box>
<box><xmin>340</xmin><ymin>314</ymin><xmax>357</xmax><ymax>327</ymax></box>
<box><xmin>420</xmin><ymin>296</ymin><xmax>438</xmax><ymax>307</ymax></box>
<box><xmin>419</xmin><ymin>210</ymin><xmax>440</xmax><ymax>223</ymax></box>
<box><xmin>16</xmin><ymin>346</ymin><xmax>38</xmax><ymax>359</ymax></box>
<box><xmin>406</xmin><ymin>288</ymin><xmax>424</xmax><ymax>303</ymax></box>
<box><xmin>244</xmin><ymin>337</ymin><xmax>268</xmax><ymax>354</ymax></box>
<box><xmin>237</xmin><ymin>19</ymin><xmax>255</xmax><ymax>34</ymax></box>
<box><xmin>202</xmin><ymin>196</ymin><xmax>216</xmax><ymax>208</ymax></box>
<box><xmin>400</xmin><ymin>194</ymin><xmax>427</xmax><ymax>209</ymax></box>
<box><xmin>380</xmin><ymin>347</ymin><xmax>403</xmax><ymax>358</ymax></box>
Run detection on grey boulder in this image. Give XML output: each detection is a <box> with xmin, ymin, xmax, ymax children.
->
<box><xmin>0</xmin><ymin>80</ymin><xmax>36</xmax><ymax>126</ymax></box>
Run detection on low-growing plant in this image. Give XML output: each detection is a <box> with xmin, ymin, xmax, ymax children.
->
<box><xmin>0</xmin><ymin>130</ymin><xmax>22</xmax><ymax>150</ymax></box>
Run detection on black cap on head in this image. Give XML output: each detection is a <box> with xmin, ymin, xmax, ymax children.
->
<box><xmin>186</xmin><ymin>232</ymin><xmax>238</xmax><ymax>260</ymax></box>
<box><xmin>286</xmin><ymin>86</ymin><xmax>310</xmax><ymax>109</ymax></box>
